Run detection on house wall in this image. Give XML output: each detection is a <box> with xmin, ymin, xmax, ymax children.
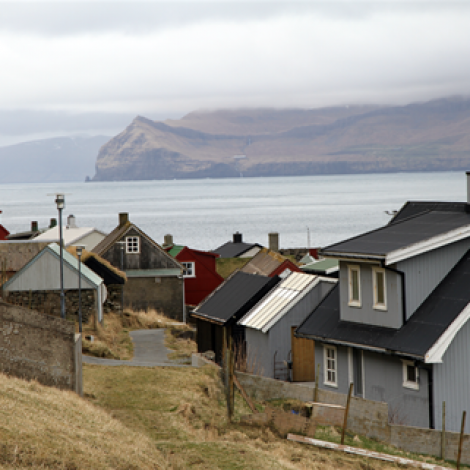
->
<box><xmin>124</xmin><ymin>276</ymin><xmax>183</xmax><ymax>321</ymax></box>
<box><xmin>74</xmin><ymin>231</ymin><xmax>105</xmax><ymax>251</ymax></box>
<box><xmin>433</xmin><ymin>315</ymin><xmax>470</xmax><ymax>433</ymax></box>
<box><xmin>177</xmin><ymin>250</ymin><xmax>223</xmax><ymax>306</ymax></box>
<box><xmin>245</xmin><ymin>329</ymin><xmax>271</xmax><ymax>377</ymax></box>
<box><xmin>363</xmin><ymin>350</ymin><xmax>429</xmax><ymax>428</ymax></box>
<box><xmin>0</xmin><ymin>301</ymin><xmax>81</xmax><ymax>393</ymax></box>
<box><xmin>339</xmin><ymin>261</ymin><xmax>403</xmax><ymax>328</ymax></box>
<box><xmin>103</xmin><ymin>227</ymin><xmax>181</xmax><ymax>271</ymax></box>
<box><xmin>397</xmin><ymin>237</ymin><xmax>470</xmax><ymax>320</ymax></box>
<box><xmin>315</xmin><ymin>342</ymin><xmax>430</xmax><ymax>429</ymax></box>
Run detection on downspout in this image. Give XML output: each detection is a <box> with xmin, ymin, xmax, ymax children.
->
<box><xmin>381</xmin><ymin>262</ymin><xmax>407</xmax><ymax>325</ymax></box>
<box><xmin>420</xmin><ymin>363</ymin><xmax>434</xmax><ymax>429</ymax></box>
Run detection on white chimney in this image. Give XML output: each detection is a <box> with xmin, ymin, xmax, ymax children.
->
<box><xmin>67</xmin><ymin>214</ymin><xmax>77</xmax><ymax>229</ymax></box>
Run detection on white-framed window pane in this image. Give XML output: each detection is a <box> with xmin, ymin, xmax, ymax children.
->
<box><xmin>348</xmin><ymin>265</ymin><xmax>361</xmax><ymax>307</ymax></box>
<box><xmin>376</xmin><ymin>271</ymin><xmax>385</xmax><ymax>304</ymax></box>
<box><xmin>126</xmin><ymin>236</ymin><xmax>139</xmax><ymax>253</ymax></box>
<box><xmin>324</xmin><ymin>345</ymin><xmax>337</xmax><ymax>387</ymax></box>
<box><xmin>182</xmin><ymin>262</ymin><xmax>195</xmax><ymax>277</ymax></box>
<box><xmin>373</xmin><ymin>267</ymin><xmax>387</xmax><ymax>310</ymax></box>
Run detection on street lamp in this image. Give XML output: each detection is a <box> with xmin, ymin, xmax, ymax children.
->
<box><xmin>76</xmin><ymin>245</ymin><xmax>85</xmax><ymax>333</ymax></box>
<box><xmin>55</xmin><ymin>194</ymin><xmax>66</xmax><ymax>319</ymax></box>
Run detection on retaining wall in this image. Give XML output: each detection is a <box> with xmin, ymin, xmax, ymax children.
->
<box><xmin>0</xmin><ymin>300</ymin><xmax>82</xmax><ymax>394</ymax></box>
<box><xmin>192</xmin><ymin>353</ymin><xmax>470</xmax><ymax>464</ymax></box>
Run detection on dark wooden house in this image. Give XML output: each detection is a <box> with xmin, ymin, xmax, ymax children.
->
<box><xmin>92</xmin><ymin>213</ymin><xmax>184</xmax><ymax>321</ymax></box>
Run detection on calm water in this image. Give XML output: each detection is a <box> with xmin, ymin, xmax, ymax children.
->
<box><xmin>0</xmin><ymin>172</ymin><xmax>467</xmax><ymax>251</ymax></box>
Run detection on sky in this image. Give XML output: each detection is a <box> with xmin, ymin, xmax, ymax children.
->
<box><xmin>1</xmin><ymin>0</ymin><xmax>470</xmax><ymax>146</ymax></box>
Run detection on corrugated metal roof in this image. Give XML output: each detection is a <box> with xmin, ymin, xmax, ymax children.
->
<box><xmin>301</xmin><ymin>258</ymin><xmax>339</xmax><ymax>274</ymax></box>
<box><xmin>240</xmin><ymin>272</ymin><xmax>318</xmax><ymax>332</ymax></box>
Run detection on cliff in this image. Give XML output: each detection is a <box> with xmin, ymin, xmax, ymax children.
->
<box><xmin>92</xmin><ymin>97</ymin><xmax>470</xmax><ymax>181</ymax></box>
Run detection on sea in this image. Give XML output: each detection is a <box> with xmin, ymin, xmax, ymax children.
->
<box><xmin>0</xmin><ymin>171</ymin><xmax>467</xmax><ymax>251</ymax></box>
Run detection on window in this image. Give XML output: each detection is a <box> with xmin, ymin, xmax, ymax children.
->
<box><xmin>348</xmin><ymin>265</ymin><xmax>361</xmax><ymax>307</ymax></box>
<box><xmin>373</xmin><ymin>267</ymin><xmax>387</xmax><ymax>310</ymax></box>
<box><xmin>182</xmin><ymin>262</ymin><xmax>196</xmax><ymax>278</ymax></box>
<box><xmin>126</xmin><ymin>236</ymin><xmax>139</xmax><ymax>253</ymax></box>
<box><xmin>324</xmin><ymin>345</ymin><xmax>338</xmax><ymax>387</ymax></box>
<box><xmin>402</xmin><ymin>360</ymin><xmax>419</xmax><ymax>390</ymax></box>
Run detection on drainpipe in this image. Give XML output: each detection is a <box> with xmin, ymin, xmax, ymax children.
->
<box><xmin>182</xmin><ymin>275</ymin><xmax>186</xmax><ymax>324</ymax></box>
<box><xmin>381</xmin><ymin>262</ymin><xmax>407</xmax><ymax>325</ymax></box>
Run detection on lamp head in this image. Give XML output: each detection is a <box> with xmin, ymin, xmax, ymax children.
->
<box><xmin>55</xmin><ymin>194</ymin><xmax>65</xmax><ymax>210</ymax></box>
<box><xmin>76</xmin><ymin>245</ymin><xmax>85</xmax><ymax>257</ymax></box>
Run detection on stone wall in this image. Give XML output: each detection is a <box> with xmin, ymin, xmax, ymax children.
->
<box><xmin>4</xmin><ymin>289</ymin><xmax>97</xmax><ymax>324</ymax></box>
<box><xmin>0</xmin><ymin>300</ymin><xmax>82</xmax><ymax>394</ymax></box>
<box><xmin>103</xmin><ymin>284</ymin><xmax>123</xmax><ymax>313</ymax></box>
<box><xmin>192</xmin><ymin>353</ymin><xmax>470</xmax><ymax>464</ymax></box>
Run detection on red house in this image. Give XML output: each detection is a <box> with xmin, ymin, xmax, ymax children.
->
<box><xmin>165</xmin><ymin>244</ymin><xmax>224</xmax><ymax>307</ymax></box>
<box><xmin>0</xmin><ymin>211</ymin><xmax>10</xmax><ymax>241</ymax></box>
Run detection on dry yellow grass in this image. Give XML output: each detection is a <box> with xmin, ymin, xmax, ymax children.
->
<box><xmin>0</xmin><ymin>372</ymin><xmax>166</xmax><ymax>469</ymax></box>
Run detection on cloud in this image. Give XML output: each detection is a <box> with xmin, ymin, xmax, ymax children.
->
<box><xmin>0</xmin><ymin>1</ymin><xmax>469</xmax><ymax>140</ymax></box>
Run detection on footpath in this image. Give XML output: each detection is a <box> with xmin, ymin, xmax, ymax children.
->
<box><xmin>83</xmin><ymin>329</ymin><xmax>187</xmax><ymax>367</ymax></box>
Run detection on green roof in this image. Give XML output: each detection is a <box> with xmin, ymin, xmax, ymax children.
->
<box><xmin>301</xmin><ymin>258</ymin><xmax>339</xmax><ymax>274</ymax></box>
<box><xmin>167</xmin><ymin>245</ymin><xmax>185</xmax><ymax>257</ymax></box>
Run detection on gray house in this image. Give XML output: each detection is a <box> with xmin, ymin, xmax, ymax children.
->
<box><xmin>239</xmin><ymin>272</ymin><xmax>336</xmax><ymax>381</ymax></box>
<box><xmin>297</xmin><ymin>175</ymin><xmax>470</xmax><ymax>432</ymax></box>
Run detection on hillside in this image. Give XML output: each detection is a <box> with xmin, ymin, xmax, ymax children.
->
<box><xmin>0</xmin><ymin>135</ymin><xmax>110</xmax><ymax>184</ymax></box>
<box><xmin>92</xmin><ymin>97</ymin><xmax>470</xmax><ymax>181</ymax></box>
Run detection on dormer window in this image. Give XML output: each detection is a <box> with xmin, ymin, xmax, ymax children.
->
<box><xmin>126</xmin><ymin>236</ymin><xmax>140</xmax><ymax>253</ymax></box>
<box><xmin>348</xmin><ymin>265</ymin><xmax>361</xmax><ymax>307</ymax></box>
<box><xmin>373</xmin><ymin>267</ymin><xmax>387</xmax><ymax>310</ymax></box>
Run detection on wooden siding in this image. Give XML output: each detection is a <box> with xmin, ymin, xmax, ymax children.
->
<box><xmin>397</xmin><ymin>237</ymin><xmax>470</xmax><ymax>320</ymax></box>
<box><xmin>291</xmin><ymin>326</ymin><xmax>315</xmax><ymax>382</ymax></box>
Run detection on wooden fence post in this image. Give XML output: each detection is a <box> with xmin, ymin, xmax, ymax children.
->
<box><xmin>341</xmin><ymin>382</ymin><xmax>354</xmax><ymax>445</ymax></box>
<box><xmin>441</xmin><ymin>401</ymin><xmax>446</xmax><ymax>460</ymax></box>
<box><xmin>457</xmin><ymin>410</ymin><xmax>466</xmax><ymax>470</ymax></box>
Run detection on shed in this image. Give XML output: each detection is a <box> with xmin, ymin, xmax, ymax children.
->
<box><xmin>239</xmin><ymin>272</ymin><xmax>337</xmax><ymax>381</ymax></box>
<box><xmin>2</xmin><ymin>243</ymin><xmax>105</xmax><ymax>323</ymax></box>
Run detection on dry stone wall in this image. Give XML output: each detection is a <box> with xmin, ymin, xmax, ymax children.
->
<box><xmin>0</xmin><ymin>300</ymin><xmax>81</xmax><ymax>393</ymax></box>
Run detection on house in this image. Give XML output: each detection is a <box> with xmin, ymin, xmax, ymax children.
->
<box><xmin>163</xmin><ymin>236</ymin><xmax>224</xmax><ymax>307</ymax></box>
<box><xmin>239</xmin><ymin>248</ymin><xmax>303</xmax><ymax>278</ymax></box>
<box><xmin>296</xmin><ymin>174</ymin><xmax>470</xmax><ymax>432</ymax></box>
<box><xmin>7</xmin><ymin>219</ymin><xmax>57</xmax><ymax>241</ymax></box>
<box><xmin>212</xmin><ymin>232</ymin><xmax>263</xmax><ymax>258</ymax></box>
<box><xmin>238</xmin><ymin>272</ymin><xmax>337</xmax><ymax>381</ymax></box>
<box><xmin>2</xmin><ymin>243</ymin><xmax>106</xmax><ymax>324</ymax></box>
<box><xmin>191</xmin><ymin>271</ymin><xmax>279</xmax><ymax>363</ymax></box>
<box><xmin>0</xmin><ymin>211</ymin><xmax>9</xmax><ymax>240</ymax></box>
<box><xmin>35</xmin><ymin>215</ymin><xmax>106</xmax><ymax>251</ymax></box>
<box><xmin>92</xmin><ymin>213</ymin><xmax>185</xmax><ymax>321</ymax></box>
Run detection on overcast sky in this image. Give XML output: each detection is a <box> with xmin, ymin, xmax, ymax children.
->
<box><xmin>1</xmin><ymin>0</ymin><xmax>469</xmax><ymax>145</ymax></box>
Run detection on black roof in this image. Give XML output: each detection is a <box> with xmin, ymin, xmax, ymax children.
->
<box><xmin>391</xmin><ymin>201</ymin><xmax>468</xmax><ymax>224</ymax></box>
<box><xmin>296</xmin><ymin>248</ymin><xmax>470</xmax><ymax>359</ymax></box>
<box><xmin>212</xmin><ymin>241</ymin><xmax>262</xmax><ymax>258</ymax></box>
<box><xmin>322</xmin><ymin>208</ymin><xmax>470</xmax><ymax>258</ymax></box>
<box><xmin>191</xmin><ymin>271</ymin><xmax>279</xmax><ymax>325</ymax></box>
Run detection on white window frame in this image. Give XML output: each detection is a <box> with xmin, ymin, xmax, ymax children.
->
<box><xmin>372</xmin><ymin>267</ymin><xmax>387</xmax><ymax>311</ymax></box>
<box><xmin>348</xmin><ymin>265</ymin><xmax>361</xmax><ymax>307</ymax></box>
<box><xmin>402</xmin><ymin>360</ymin><xmax>419</xmax><ymax>390</ymax></box>
<box><xmin>182</xmin><ymin>261</ymin><xmax>196</xmax><ymax>278</ymax></box>
<box><xmin>125</xmin><ymin>236</ymin><xmax>140</xmax><ymax>254</ymax></box>
<box><xmin>324</xmin><ymin>345</ymin><xmax>338</xmax><ymax>388</ymax></box>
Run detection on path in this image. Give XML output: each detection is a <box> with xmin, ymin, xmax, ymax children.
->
<box><xmin>83</xmin><ymin>329</ymin><xmax>187</xmax><ymax>367</ymax></box>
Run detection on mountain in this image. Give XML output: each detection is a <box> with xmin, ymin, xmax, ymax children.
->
<box><xmin>0</xmin><ymin>135</ymin><xmax>110</xmax><ymax>184</ymax></box>
<box><xmin>92</xmin><ymin>97</ymin><xmax>470</xmax><ymax>181</ymax></box>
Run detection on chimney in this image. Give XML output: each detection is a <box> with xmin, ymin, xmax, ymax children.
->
<box><xmin>67</xmin><ymin>214</ymin><xmax>77</xmax><ymax>229</ymax></box>
<box><xmin>269</xmin><ymin>232</ymin><xmax>279</xmax><ymax>252</ymax></box>
<box><xmin>50</xmin><ymin>218</ymin><xmax>57</xmax><ymax>228</ymax></box>
<box><xmin>164</xmin><ymin>234</ymin><xmax>174</xmax><ymax>247</ymax></box>
<box><xmin>309</xmin><ymin>248</ymin><xmax>320</xmax><ymax>260</ymax></box>
<box><xmin>233</xmin><ymin>232</ymin><xmax>242</xmax><ymax>243</ymax></box>
<box><xmin>119</xmin><ymin>212</ymin><xmax>129</xmax><ymax>227</ymax></box>
<box><xmin>31</xmin><ymin>221</ymin><xmax>38</xmax><ymax>232</ymax></box>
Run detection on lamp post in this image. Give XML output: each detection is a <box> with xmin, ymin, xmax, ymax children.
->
<box><xmin>55</xmin><ymin>194</ymin><xmax>66</xmax><ymax>319</ymax></box>
<box><xmin>76</xmin><ymin>245</ymin><xmax>85</xmax><ymax>333</ymax></box>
